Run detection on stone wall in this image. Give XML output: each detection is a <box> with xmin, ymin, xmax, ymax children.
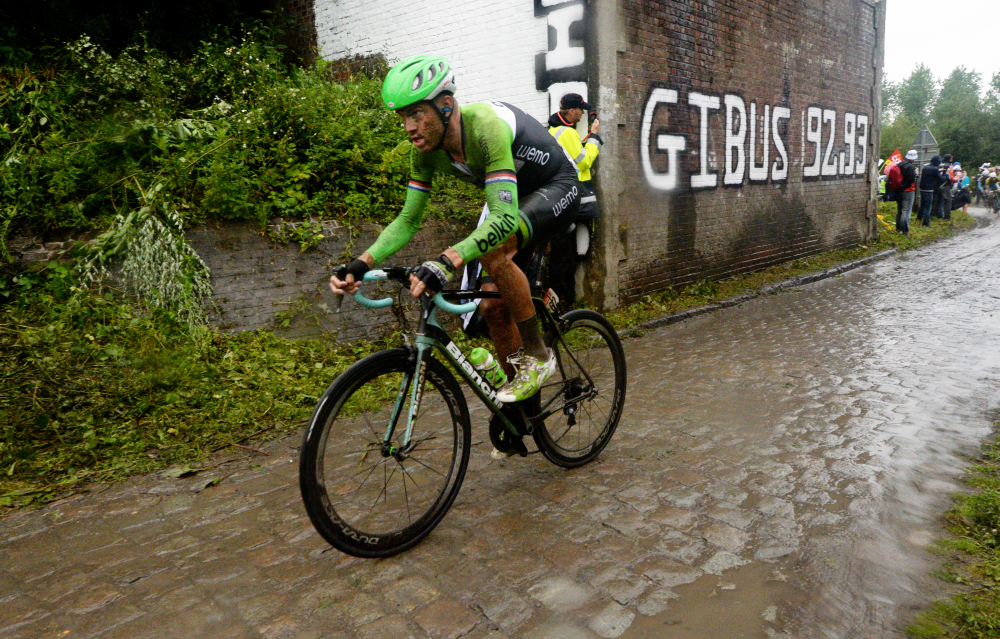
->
<box><xmin>186</xmin><ymin>217</ymin><xmax>474</xmax><ymax>341</ymax></box>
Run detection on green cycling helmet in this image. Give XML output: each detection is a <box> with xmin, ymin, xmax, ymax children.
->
<box><xmin>382</xmin><ymin>55</ymin><xmax>456</xmax><ymax>111</ymax></box>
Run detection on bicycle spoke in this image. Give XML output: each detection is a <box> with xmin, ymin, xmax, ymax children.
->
<box><xmin>402</xmin><ymin>463</ymin><xmax>412</xmax><ymax>525</ymax></box>
<box><xmin>406</xmin><ymin>454</ymin><xmax>448</xmax><ymax>479</ymax></box>
<box><xmin>363</xmin><ymin>463</ymin><xmax>398</xmax><ymax>522</ymax></box>
<box><xmin>351</xmin><ymin>455</ymin><xmax>390</xmax><ymax>488</ymax></box>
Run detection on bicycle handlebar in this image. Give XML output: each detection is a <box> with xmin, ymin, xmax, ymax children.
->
<box><xmin>353</xmin><ymin>269</ymin><xmax>478</xmax><ymax>315</ymax></box>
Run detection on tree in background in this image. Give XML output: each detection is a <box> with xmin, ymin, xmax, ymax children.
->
<box><xmin>898</xmin><ymin>64</ymin><xmax>937</xmax><ymax>122</ymax></box>
<box><xmin>880</xmin><ymin>76</ymin><xmax>916</xmax><ymax>162</ymax></box>
<box><xmin>881</xmin><ymin>64</ymin><xmax>1000</xmax><ymax>167</ymax></box>
<box><xmin>984</xmin><ymin>72</ymin><xmax>1000</xmax><ymax>164</ymax></box>
<box><xmin>932</xmin><ymin>67</ymin><xmax>988</xmax><ymax>165</ymax></box>
<box><xmin>880</xmin><ymin>65</ymin><xmax>938</xmax><ymax>162</ymax></box>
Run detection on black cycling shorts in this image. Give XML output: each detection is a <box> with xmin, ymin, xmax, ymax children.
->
<box><xmin>512</xmin><ymin>163</ymin><xmax>581</xmax><ymax>271</ymax></box>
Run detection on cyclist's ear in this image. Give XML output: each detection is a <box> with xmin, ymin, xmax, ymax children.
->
<box><xmin>437</xmin><ymin>94</ymin><xmax>454</xmax><ymax>116</ymax></box>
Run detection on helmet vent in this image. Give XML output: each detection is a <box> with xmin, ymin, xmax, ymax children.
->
<box><xmin>411</xmin><ymin>73</ymin><xmax>423</xmax><ymax>91</ymax></box>
<box><xmin>426</xmin><ymin>65</ymin><xmax>437</xmax><ymax>82</ymax></box>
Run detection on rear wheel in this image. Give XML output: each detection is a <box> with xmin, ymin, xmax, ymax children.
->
<box><xmin>534</xmin><ymin>310</ymin><xmax>627</xmax><ymax>468</ymax></box>
<box><xmin>299</xmin><ymin>349</ymin><xmax>471</xmax><ymax>558</ymax></box>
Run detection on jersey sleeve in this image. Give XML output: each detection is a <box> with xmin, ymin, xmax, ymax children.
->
<box><xmin>554</xmin><ymin>126</ymin><xmax>601</xmax><ymax>174</ymax></box>
<box><xmin>365</xmin><ymin>149</ymin><xmax>434</xmax><ymax>266</ymax></box>
<box><xmin>452</xmin><ymin>116</ymin><xmax>520</xmax><ymax>263</ymax></box>
<box><xmin>578</xmin><ymin>137</ymin><xmax>602</xmax><ymax>173</ymax></box>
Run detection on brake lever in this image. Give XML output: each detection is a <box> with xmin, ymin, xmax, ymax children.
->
<box><xmin>332</xmin><ymin>263</ymin><xmax>351</xmax><ymax>313</ymax></box>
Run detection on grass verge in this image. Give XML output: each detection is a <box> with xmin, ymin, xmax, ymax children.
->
<box><xmin>0</xmin><ymin>204</ymin><xmax>982</xmax><ymax>512</ymax></box>
<box><xmin>907</xmin><ymin>418</ymin><xmax>1000</xmax><ymax>639</ymax></box>
<box><xmin>605</xmin><ymin>204</ymin><xmax>978</xmax><ymax>331</ymax></box>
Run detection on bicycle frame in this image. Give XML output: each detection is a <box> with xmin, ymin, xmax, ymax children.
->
<box><xmin>354</xmin><ymin>270</ymin><xmax>597</xmax><ymax>454</ymax></box>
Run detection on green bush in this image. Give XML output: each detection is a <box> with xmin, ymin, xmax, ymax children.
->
<box><xmin>0</xmin><ymin>263</ymin><xmax>396</xmax><ymax>506</ymax></box>
<box><xmin>0</xmin><ymin>32</ymin><xmax>477</xmax><ymax>260</ymax></box>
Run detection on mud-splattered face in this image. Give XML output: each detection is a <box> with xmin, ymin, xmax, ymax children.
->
<box><xmin>398</xmin><ymin>100</ymin><xmax>448</xmax><ymax>153</ymax></box>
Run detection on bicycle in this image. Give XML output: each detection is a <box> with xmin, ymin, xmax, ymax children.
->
<box><xmin>988</xmin><ymin>190</ymin><xmax>1000</xmax><ymax>215</ymax></box>
<box><xmin>298</xmin><ymin>266</ymin><xmax>627</xmax><ymax>558</ymax></box>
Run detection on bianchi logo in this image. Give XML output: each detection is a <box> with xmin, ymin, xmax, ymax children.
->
<box><xmin>446</xmin><ymin>341</ymin><xmax>501</xmax><ymax>404</ymax></box>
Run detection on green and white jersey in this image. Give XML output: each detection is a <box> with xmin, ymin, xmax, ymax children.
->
<box><xmin>366</xmin><ymin>101</ymin><xmax>573</xmax><ymax>265</ymax></box>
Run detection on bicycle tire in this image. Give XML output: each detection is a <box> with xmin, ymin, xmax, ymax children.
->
<box><xmin>299</xmin><ymin>348</ymin><xmax>471</xmax><ymax>558</ymax></box>
<box><xmin>534</xmin><ymin>309</ymin><xmax>627</xmax><ymax>468</ymax></box>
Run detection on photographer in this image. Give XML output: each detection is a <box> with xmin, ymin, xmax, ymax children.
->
<box><xmin>548</xmin><ymin>93</ymin><xmax>603</xmax><ymax>302</ymax></box>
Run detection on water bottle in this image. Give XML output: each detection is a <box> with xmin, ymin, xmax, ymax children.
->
<box><xmin>469</xmin><ymin>348</ymin><xmax>507</xmax><ymax>387</ymax></box>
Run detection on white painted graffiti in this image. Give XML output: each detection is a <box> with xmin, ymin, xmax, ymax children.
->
<box><xmin>641</xmin><ymin>89</ymin><xmax>868</xmax><ymax>191</ymax></box>
<box><xmin>534</xmin><ymin>0</ymin><xmax>588</xmax><ymax>114</ymax></box>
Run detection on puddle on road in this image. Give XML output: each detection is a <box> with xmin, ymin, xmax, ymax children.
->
<box><xmin>622</xmin><ymin>560</ymin><xmax>805</xmax><ymax>638</ymax></box>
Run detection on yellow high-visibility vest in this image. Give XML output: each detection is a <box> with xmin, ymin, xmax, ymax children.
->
<box><xmin>548</xmin><ymin>125</ymin><xmax>601</xmax><ymax>182</ymax></box>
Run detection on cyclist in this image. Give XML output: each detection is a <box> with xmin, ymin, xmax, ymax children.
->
<box><xmin>329</xmin><ymin>54</ymin><xmax>581</xmax><ymax>406</ymax></box>
<box><xmin>987</xmin><ymin>172</ymin><xmax>1000</xmax><ymax>213</ymax></box>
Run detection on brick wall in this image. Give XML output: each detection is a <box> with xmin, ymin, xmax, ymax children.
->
<box><xmin>186</xmin><ymin>218</ymin><xmax>474</xmax><ymax>341</ymax></box>
<box><xmin>591</xmin><ymin>0</ymin><xmax>883</xmax><ymax>306</ymax></box>
<box><xmin>275</xmin><ymin>0</ymin><xmax>318</xmax><ymax>64</ymax></box>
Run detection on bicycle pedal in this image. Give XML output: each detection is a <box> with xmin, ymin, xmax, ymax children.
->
<box><xmin>489</xmin><ymin>413</ymin><xmax>528</xmax><ymax>457</ymax></box>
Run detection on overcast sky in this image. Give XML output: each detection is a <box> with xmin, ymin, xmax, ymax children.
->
<box><xmin>883</xmin><ymin>0</ymin><xmax>999</xmax><ymax>86</ymax></box>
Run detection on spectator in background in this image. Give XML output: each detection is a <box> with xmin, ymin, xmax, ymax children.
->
<box><xmin>937</xmin><ymin>154</ymin><xmax>955</xmax><ymax>220</ymax></box>
<box><xmin>976</xmin><ymin>166</ymin><xmax>988</xmax><ymax>205</ymax></box>
<box><xmin>548</xmin><ymin>93</ymin><xmax>603</xmax><ymax>304</ymax></box>
<box><xmin>987</xmin><ymin>172</ymin><xmax>1000</xmax><ymax>214</ymax></box>
<box><xmin>919</xmin><ymin>155</ymin><xmax>945</xmax><ymax>227</ymax></box>
<box><xmin>887</xmin><ymin>149</ymin><xmax>918</xmax><ymax>235</ymax></box>
<box><xmin>953</xmin><ymin>168</ymin><xmax>971</xmax><ymax>214</ymax></box>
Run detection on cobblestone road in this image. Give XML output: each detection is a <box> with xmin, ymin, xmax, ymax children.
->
<box><xmin>3</xmin><ymin>210</ymin><xmax>999</xmax><ymax>639</ymax></box>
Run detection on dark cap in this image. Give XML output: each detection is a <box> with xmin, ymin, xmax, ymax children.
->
<box><xmin>560</xmin><ymin>93</ymin><xmax>593</xmax><ymax>110</ymax></box>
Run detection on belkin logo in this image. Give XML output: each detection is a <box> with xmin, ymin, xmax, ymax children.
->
<box><xmin>446</xmin><ymin>341</ymin><xmax>501</xmax><ymax>404</ymax></box>
<box><xmin>516</xmin><ymin>145</ymin><xmax>551</xmax><ymax>166</ymax></box>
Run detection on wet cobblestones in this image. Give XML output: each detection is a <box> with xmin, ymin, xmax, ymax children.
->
<box><xmin>2</xmin><ymin>211</ymin><xmax>999</xmax><ymax>638</ymax></box>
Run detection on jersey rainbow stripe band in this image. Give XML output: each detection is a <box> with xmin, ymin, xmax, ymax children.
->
<box><xmin>484</xmin><ymin>171</ymin><xmax>517</xmax><ymax>186</ymax></box>
<box><xmin>408</xmin><ymin>179</ymin><xmax>432</xmax><ymax>193</ymax></box>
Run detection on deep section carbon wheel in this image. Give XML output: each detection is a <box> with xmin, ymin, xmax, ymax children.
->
<box><xmin>299</xmin><ymin>349</ymin><xmax>470</xmax><ymax>557</ymax></box>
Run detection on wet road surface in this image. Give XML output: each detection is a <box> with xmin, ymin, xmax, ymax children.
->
<box><xmin>3</xmin><ymin>209</ymin><xmax>1000</xmax><ymax>639</ymax></box>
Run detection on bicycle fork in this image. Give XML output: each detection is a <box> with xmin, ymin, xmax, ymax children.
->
<box><xmin>380</xmin><ymin>343</ymin><xmax>427</xmax><ymax>461</ymax></box>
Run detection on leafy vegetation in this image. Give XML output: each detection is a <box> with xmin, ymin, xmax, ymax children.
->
<box><xmin>1</xmin><ymin>28</ymin><xmax>478</xmax><ymax>329</ymax></box>
<box><xmin>0</xmin><ymin>262</ymin><xmax>400</xmax><ymax>508</ymax></box>
<box><xmin>908</xmin><ymin>418</ymin><xmax>1000</xmax><ymax>639</ymax></box>
<box><xmin>881</xmin><ymin>63</ymin><xmax>1000</xmax><ymax>166</ymax></box>
<box><xmin>0</xmin><ymin>31</ymin><xmax>478</xmax><ymax>260</ymax></box>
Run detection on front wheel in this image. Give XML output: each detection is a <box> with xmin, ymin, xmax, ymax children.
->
<box><xmin>535</xmin><ymin>310</ymin><xmax>627</xmax><ymax>468</ymax></box>
<box><xmin>299</xmin><ymin>349</ymin><xmax>471</xmax><ymax>558</ymax></box>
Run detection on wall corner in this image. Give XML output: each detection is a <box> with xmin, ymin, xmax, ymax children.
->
<box><xmin>585</xmin><ymin>0</ymin><xmax>624</xmax><ymax>311</ymax></box>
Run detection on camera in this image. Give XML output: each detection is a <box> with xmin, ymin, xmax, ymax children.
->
<box><xmin>587</xmin><ymin>110</ymin><xmax>598</xmax><ymax>126</ymax></box>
